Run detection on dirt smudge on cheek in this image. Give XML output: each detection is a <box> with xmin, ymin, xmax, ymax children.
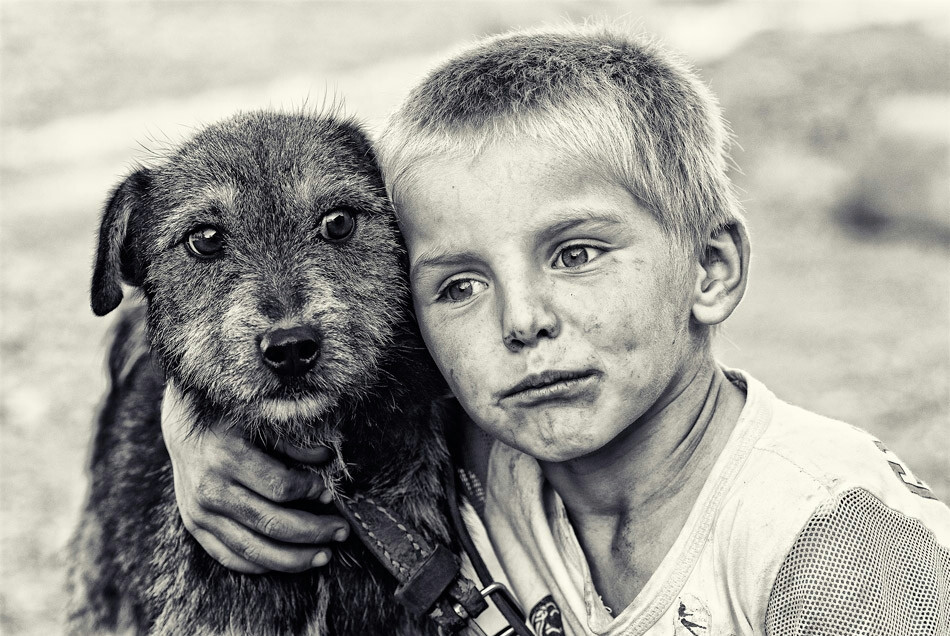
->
<box><xmin>583</xmin><ymin>317</ymin><xmax>604</xmax><ymax>334</ymax></box>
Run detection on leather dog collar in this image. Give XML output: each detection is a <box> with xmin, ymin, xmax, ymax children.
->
<box><xmin>334</xmin><ymin>493</ymin><xmax>487</xmax><ymax>633</ymax></box>
<box><xmin>335</xmin><ymin>485</ymin><xmax>533</xmax><ymax>635</ymax></box>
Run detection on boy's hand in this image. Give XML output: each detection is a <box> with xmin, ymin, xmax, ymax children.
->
<box><xmin>161</xmin><ymin>382</ymin><xmax>349</xmax><ymax>574</ymax></box>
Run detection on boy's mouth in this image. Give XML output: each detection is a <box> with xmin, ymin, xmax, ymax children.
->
<box><xmin>501</xmin><ymin>369</ymin><xmax>601</xmax><ymax>405</ymax></box>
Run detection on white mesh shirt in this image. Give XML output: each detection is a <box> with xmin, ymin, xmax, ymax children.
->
<box><xmin>766</xmin><ymin>487</ymin><xmax>949</xmax><ymax>635</ymax></box>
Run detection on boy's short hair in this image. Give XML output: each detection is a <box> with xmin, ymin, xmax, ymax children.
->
<box><xmin>376</xmin><ymin>23</ymin><xmax>744</xmax><ymax>256</ymax></box>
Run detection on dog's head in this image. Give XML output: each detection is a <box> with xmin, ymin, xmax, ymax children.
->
<box><xmin>92</xmin><ymin>111</ymin><xmax>409</xmax><ymax>445</ymax></box>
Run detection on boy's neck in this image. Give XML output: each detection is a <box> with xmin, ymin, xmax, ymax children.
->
<box><xmin>538</xmin><ymin>358</ymin><xmax>745</xmax><ymax>609</ymax></box>
<box><xmin>541</xmin><ymin>357</ymin><xmax>742</xmax><ymax>510</ymax></box>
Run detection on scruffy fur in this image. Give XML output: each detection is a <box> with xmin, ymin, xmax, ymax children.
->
<box><xmin>66</xmin><ymin>111</ymin><xmax>452</xmax><ymax>635</ymax></box>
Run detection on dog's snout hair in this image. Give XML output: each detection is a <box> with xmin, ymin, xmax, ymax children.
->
<box><xmin>255</xmin><ymin>280</ymin><xmax>311</xmax><ymax>322</ymax></box>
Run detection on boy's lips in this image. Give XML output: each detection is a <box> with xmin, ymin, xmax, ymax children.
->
<box><xmin>500</xmin><ymin>369</ymin><xmax>601</xmax><ymax>405</ymax></box>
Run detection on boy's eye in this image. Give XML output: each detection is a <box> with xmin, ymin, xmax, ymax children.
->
<box><xmin>554</xmin><ymin>245</ymin><xmax>601</xmax><ymax>269</ymax></box>
<box><xmin>438</xmin><ymin>279</ymin><xmax>487</xmax><ymax>302</ymax></box>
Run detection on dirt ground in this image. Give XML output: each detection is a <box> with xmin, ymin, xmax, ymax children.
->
<box><xmin>1</xmin><ymin>2</ymin><xmax>948</xmax><ymax>634</ymax></box>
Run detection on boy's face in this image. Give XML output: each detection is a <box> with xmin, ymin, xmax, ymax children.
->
<box><xmin>399</xmin><ymin>141</ymin><xmax>702</xmax><ymax>462</ymax></box>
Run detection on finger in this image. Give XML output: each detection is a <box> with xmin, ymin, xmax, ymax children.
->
<box><xmin>161</xmin><ymin>380</ymin><xmax>200</xmax><ymax>446</ymax></box>
<box><xmin>205</xmin><ymin>515</ymin><xmax>334</xmax><ymax>573</ymax></box>
<box><xmin>273</xmin><ymin>441</ymin><xmax>334</xmax><ymax>465</ymax></box>
<box><xmin>203</xmin><ymin>483</ymin><xmax>350</xmax><ymax>544</ymax></box>
<box><xmin>189</xmin><ymin>526</ymin><xmax>269</xmax><ymax>574</ymax></box>
<box><xmin>225</xmin><ymin>446</ymin><xmax>328</xmax><ymax>502</ymax></box>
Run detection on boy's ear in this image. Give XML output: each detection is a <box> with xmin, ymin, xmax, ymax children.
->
<box><xmin>91</xmin><ymin>168</ymin><xmax>152</xmax><ymax>316</ymax></box>
<box><xmin>691</xmin><ymin>222</ymin><xmax>749</xmax><ymax>326</ymax></box>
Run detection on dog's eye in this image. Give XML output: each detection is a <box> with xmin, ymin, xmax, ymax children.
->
<box><xmin>318</xmin><ymin>209</ymin><xmax>355</xmax><ymax>242</ymax></box>
<box><xmin>186</xmin><ymin>226</ymin><xmax>225</xmax><ymax>258</ymax></box>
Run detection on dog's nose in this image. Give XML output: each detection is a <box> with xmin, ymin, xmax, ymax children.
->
<box><xmin>260</xmin><ymin>326</ymin><xmax>320</xmax><ymax>377</ymax></box>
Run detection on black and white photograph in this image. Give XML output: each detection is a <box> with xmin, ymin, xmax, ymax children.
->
<box><xmin>2</xmin><ymin>1</ymin><xmax>948</xmax><ymax>634</ymax></box>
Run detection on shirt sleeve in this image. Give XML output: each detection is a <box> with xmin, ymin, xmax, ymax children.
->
<box><xmin>764</xmin><ymin>487</ymin><xmax>950</xmax><ymax>635</ymax></box>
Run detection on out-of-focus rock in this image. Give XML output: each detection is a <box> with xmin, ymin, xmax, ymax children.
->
<box><xmin>837</xmin><ymin>94</ymin><xmax>949</xmax><ymax>243</ymax></box>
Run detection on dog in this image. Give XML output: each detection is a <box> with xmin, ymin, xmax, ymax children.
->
<box><xmin>65</xmin><ymin>110</ymin><xmax>457</xmax><ymax>635</ymax></box>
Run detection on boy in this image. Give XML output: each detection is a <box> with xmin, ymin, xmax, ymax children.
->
<box><xmin>160</xmin><ymin>25</ymin><xmax>950</xmax><ymax>634</ymax></box>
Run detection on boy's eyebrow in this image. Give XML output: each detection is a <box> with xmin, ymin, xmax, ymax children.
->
<box><xmin>411</xmin><ymin>249</ymin><xmax>484</xmax><ymax>274</ymax></box>
<box><xmin>536</xmin><ymin>209</ymin><xmax>628</xmax><ymax>241</ymax></box>
<box><xmin>411</xmin><ymin>209</ymin><xmax>631</xmax><ymax>274</ymax></box>
<box><xmin>411</xmin><ymin>208</ymin><xmax>634</xmax><ymax>275</ymax></box>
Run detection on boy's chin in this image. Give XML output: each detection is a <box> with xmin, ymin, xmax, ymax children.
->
<box><xmin>508</xmin><ymin>430</ymin><xmax>612</xmax><ymax>465</ymax></box>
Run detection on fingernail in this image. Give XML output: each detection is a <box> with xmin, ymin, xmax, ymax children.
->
<box><xmin>319</xmin><ymin>489</ymin><xmax>333</xmax><ymax>504</ymax></box>
<box><xmin>333</xmin><ymin>527</ymin><xmax>348</xmax><ymax>542</ymax></box>
<box><xmin>312</xmin><ymin>550</ymin><xmax>331</xmax><ymax>567</ymax></box>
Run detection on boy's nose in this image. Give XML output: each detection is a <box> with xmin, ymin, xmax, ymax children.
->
<box><xmin>504</xmin><ymin>324</ymin><xmax>559</xmax><ymax>351</ymax></box>
<box><xmin>500</xmin><ymin>285</ymin><xmax>560</xmax><ymax>352</ymax></box>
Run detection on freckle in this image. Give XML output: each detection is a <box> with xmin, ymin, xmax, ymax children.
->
<box><xmin>584</xmin><ymin>319</ymin><xmax>602</xmax><ymax>332</ymax></box>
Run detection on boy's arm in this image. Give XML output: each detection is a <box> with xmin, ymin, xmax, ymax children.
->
<box><xmin>161</xmin><ymin>383</ymin><xmax>350</xmax><ymax>573</ymax></box>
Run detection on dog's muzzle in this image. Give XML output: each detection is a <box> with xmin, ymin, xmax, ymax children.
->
<box><xmin>260</xmin><ymin>326</ymin><xmax>320</xmax><ymax>377</ymax></box>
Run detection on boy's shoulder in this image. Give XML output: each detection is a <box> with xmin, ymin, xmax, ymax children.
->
<box><xmin>722</xmin><ymin>371</ymin><xmax>948</xmax><ymax>536</ymax></box>
<box><xmin>719</xmin><ymin>372</ymin><xmax>950</xmax><ymax>632</ymax></box>
<box><xmin>708</xmin><ymin>372</ymin><xmax>950</xmax><ymax>631</ymax></box>
<box><xmin>749</xmin><ymin>386</ymin><xmax>946</xmax><ymax>520</ymax></box>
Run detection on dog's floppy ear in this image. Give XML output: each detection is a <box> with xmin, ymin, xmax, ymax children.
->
<box><xmin>91</xmin><ymin>168</ymin><xmax>152</xmax><ymax>316</ymax></box>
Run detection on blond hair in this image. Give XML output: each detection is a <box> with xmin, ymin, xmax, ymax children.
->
<box><xmin>376</xmin><ymin>24</ymin><xmax>744</xmax><ymax>256</ymax></box>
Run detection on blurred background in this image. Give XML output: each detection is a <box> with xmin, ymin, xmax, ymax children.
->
<box><xmin>1</xmin><ymin>1</ymin><xmax>947</xmax><ymax>633</ymax></box>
